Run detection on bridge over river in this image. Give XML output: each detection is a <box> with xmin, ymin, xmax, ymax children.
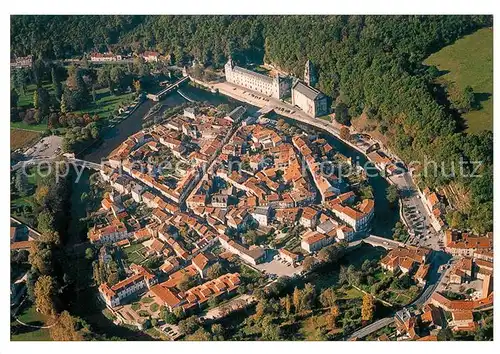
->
<box><xmin>147</xmin><ymin>76</ymin><xmax>190</xmax><ymax>101</ymax></box>
<box><xmin>11</xmin><ymin>157</ymin><xmax>104</xmax><ymax>172</ymax></box>
<box><xmin>363</xmin><ymin>235</ymin><xmax>406</xmax><ymax>250</ymax></box>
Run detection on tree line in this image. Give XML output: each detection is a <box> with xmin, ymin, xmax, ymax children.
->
<box><xmin>11</xmin><ymin>15</ymin><xmax>493</xmax><ymax>232</ymax></box>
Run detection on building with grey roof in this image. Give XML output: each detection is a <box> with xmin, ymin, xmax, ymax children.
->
<box><xmin>291</xmin><ymin>80</ymin><xmax>329</xmax><ymax>118</ymax></box>
<box><xmin>224</xmin><ymin>58</ymin><xmax>291</xmax><ymax>99</ymax></box>
<box><xmin>225</xmin><ymin>106</ymin><xmax>247</xmax><ymax>123</ymax></box>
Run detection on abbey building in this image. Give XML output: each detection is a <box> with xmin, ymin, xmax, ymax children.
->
<box><xmin>224</xmin><ymin>58</ymin><xmax>328</xmax><ymax>118</ymax></box>
<box><xmin>224</xmin><ymin>58</ymin><xmax>291</xmax><ymax>99</ymax></box>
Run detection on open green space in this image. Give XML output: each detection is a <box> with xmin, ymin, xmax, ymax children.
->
<box><xmin>11</xmin><ymin>121</ymin><xmax>48</xmax><ymax>132</ymax></box>
<box><xmin>16</xmin><ymin>82</ymin><xmax>55</xmax><ymax>108</ymax></box>
<box><xmin>11</xmin><ymin>301</ymin><xmax>52</xmax><ymax>341</ymax></box>
<box><xmin>336</xmin><ymin>286</ymin><xmax>364</xmax><ymax>300</ymax></box>
<box><xmin>123</xmin><ymin>243</ymin><xmax>146</xmax><ymax>265</ymax></box>
<box><xmin>74</xmin><ymin>88</ymin><xmax>135</xmax><ymax>121</ymax></box>
<box><xmin>424</xmin><ymin>27</ymin><xmax>493</xmax><ymax>133</ymax></box>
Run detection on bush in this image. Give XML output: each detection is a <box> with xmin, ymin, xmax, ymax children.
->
<box><xmin>150</xmin><ymin>303</ymin><xmax>159</xmax><ymax>312</ymax></box>
<box><xmin>163</xmin><ymin>310</ymin><xmax>178</xmax><ymax>325</ymax></box>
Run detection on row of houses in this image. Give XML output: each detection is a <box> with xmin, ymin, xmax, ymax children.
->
<box><xmin>149</xmin><ymin>272</ymin><xmax>241</xmax><ymax>312</ymax></box>
<box><xmin>380</xmin><ymin>245</ymin><xmax>432</xmax><ymax>285</ymax></box>
<box><xmin>89</xmin><ymin>51</ymin><xmax>162</xmax><ymax>63</ymax></box>
<box><xmin>444</xmin><ymin>229</ymin><xmax>493</xmax><ymax>257</ymax></box>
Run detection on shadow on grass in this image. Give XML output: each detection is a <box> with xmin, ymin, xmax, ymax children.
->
<box><xmin>473</xmin><ymin>92</ymin><xmax>492</xmax><ymax>110</ymax></box>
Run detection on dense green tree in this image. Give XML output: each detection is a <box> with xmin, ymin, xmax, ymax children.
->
<box><xmin>15</xmin><ymin>170</ymin><xmax>30</xmax><ymax>196</ymax></box>
<box><xmin>13</xmin><ymin>68</ymin><xmax>28</xmax><ymax>96</ymax></box>
<box><xmin>385</xmin><ymin>184</ymin><xmax>398</xmax><ymax>206</ymax></box>
<box><xmin>37</xmin><ymin>210</ymin><xmax>55</xmax><ymax>234</ymax></box>
<box><xmin>454</xmin><ymin>85</ymin><xmax>476</xmax><ymax>112</ymax></box>
<box><xmin>206</xmin><ymin>263</ymin><xmax>223</xmax><ymax>280</ymax></box>
<box><xmin>334</xmin><ymin>102</ymin><xmax>350</xmax><ymax>125</ymax></box>
<box><xmin>178</xmin><ymin>316</ymin><xmax>201</xmax><ymax>335</ymax></box>
<box><xmin>74</xmin><ymin>69</ymin><xmax>90</xmax><ymax>107</ymax></box>
<box><xmin>163</xmin><ymin>310</ymin><xmax>178</xmax><ymax>325</ymax></box>
<box><xmin>319</xmin><ymin>287</ymin><xmax>337</xmax><ymax>308</ymax></box>
<box><xmin>85</xmin><ymin>248</ymin><xmax>94</xmax><ymax>260</ymax></box>
<box><xmin>11</xmin><ymin>88</ymin><xmax>19</xmax><ymax>108</ymax></box>
<box><xmin>33</xmin><ymin>87</ymin><xmax>50</xmax><ymax>118</ymax></box>
<box><xmin>110</xmin><ymin>66</ymin><xmax>127</xmax><ymax>92</ymax></box>
<box><xmin>52</xmin><ymin>67</ymin><xmax>62</xmax><ymax>101</ymax></box>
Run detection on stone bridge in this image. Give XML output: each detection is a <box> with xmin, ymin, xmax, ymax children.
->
<box><xmin>11</xmin><ymin>157</ymin><xmax>104</xmax><ymax>172</ymax></box>
<box><xmin>363</xmin><ymin>235</ymin><xmax>405</xmax><ymax>250</ymax></box>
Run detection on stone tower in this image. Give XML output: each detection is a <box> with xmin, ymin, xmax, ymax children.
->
<box><xmin>304</xmin><ymin>59</ymin><xmax>317</xmax><ymax>86</ymax></box>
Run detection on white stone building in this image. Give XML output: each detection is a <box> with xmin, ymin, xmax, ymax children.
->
<box><xmin>291</xmin><ymin>81</ymin><xmax>328</xmax><ymax>118</ymax></box>
<box><xmin>224</xmin><ymin>58</ymin><xmax>291</xmax><ymax>99</ymax></box>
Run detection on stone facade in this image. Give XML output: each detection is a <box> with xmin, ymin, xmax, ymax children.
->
<box><xmin>224</xmin><ymin>58</ymin><xmax>291</xmax><ymax>99</ymax></box>
<box><xmin>291</xmin><ymin>80</ymin><xmax>328</xmax><ymax>118</ymax></box>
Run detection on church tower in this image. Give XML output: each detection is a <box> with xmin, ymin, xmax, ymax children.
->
<box><xmin>224</xmin><ymin>56</ymin><xmax>235</xmax><ymax>81</ymax></box>
<box><xmin>304</xmin><ymin>60</ymin><xmax>316</xmax><ymax>86</ymax></box>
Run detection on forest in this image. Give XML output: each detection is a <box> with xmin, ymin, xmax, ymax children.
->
<box><xmin>11</xmin><ymin>15</ymin><xmax>493</xmax><ymax>232</ymax></box>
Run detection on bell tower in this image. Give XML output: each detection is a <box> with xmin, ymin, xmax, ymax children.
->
<box><xmin>304</xmin><ymin>59</ymin><xmax>316</xmax><ymax>86</ymax></box>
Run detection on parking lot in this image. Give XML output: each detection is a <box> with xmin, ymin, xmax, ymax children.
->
<box><xmin>390</xmin><ymin>172</ymin><xmax>442</xmax><ymax>250</ymax></box>
<box><xmin>254</xmin><ymin>252</ymin><xmax>303</xmax><ymax>278</ymax></box>
<box><xmin>24</xmin><ymin>135</ymin><xmax>63</xmax><ymax>159</ymax></box>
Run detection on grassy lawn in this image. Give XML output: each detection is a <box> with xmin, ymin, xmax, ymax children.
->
<box><xmin>143</xmin><ymin>327</ymin><xmax>170</xmax><ymax>341</ymax></box>
<box><xmin>74</xmin><ymin>88</ymin><xmax>135</xmax><ymax>120</ymax></box>
<box><xmin>123</xmin><ymin>244</ymin><xmax>146</xmax><ymax>265</ymax></box>
<box><xmin>16</xmin><ymin>82</ymin><xmax>55</xmax><ymax>108</ymax></box>
<box><xmin>337</xmin><ymin>286</ymin><xmax>364</xmax><ymax>300</ymax></box>
<box><xmin>150</xmin><ymin>303</ymin><xmax>159</xmax><ymax>312</ymax></box>
<box><xmin>424</xmin><ymin>27</ymin><xmax>493</xmax><ymax>133</ymax></box>
<box><xmin>11</xmin><ymin>121</ymin><xmax>48</xmax><ymax>132</ymax></box>
<box><xmin>318</xmin><ymin>115</ymin><xmax>332</xmax><ymax>122</ymax></box>
<box><xmin>140</xmin><ymin>296</ymin><xmax>154</xmax><ymax>304</ymax></box>
<box><xmin>11</xmin><ymin>301</ymin><xmax>52</xmax><ymax>341</ymax></box>
<box><xmin>10</xmin><ymin>128</ymin><xmax>42</xmax><ymax>150</ymax></box>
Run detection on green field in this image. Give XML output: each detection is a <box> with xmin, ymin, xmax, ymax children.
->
<box><xmin>11</xmin><ymin>302</ymin><xmax>52</xmax><ymax>341</ymax></box>
<box><xmin>74</xmin><ymin>88</ymin><xmax>135</xmax><ymax>120</ymax></box>
<box><xmin>424</xmin><ymin>27</ymin><xmax>493</xmax><ymax>133</ymax></box>
<box><xmin>12</xmin><ymin>84</ymin><xmax>134</xmax><ymax>135</ymax></box>
<box><xmin>16</xmin><ymin>83</ymin><xmax>55</xmax><ymax>109</ymax></box>
<box><xmin>123</xmin><ymin>243</ymin><xmax>146</xmax><ymax>265</ymax></box>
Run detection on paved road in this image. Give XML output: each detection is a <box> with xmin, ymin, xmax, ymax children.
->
<box><xmin>348</xmin><ymin>316</ymin><xmax>395</xmax><ymax>340</ymax></box>
<box><xmin>346</xmin><ymin>250</ymin><xmax>451</xmax><ymax>340</ymax></box>
<box><xmin>410</xmin><ymin>252</ymin><xmax>451</xmax><ymax>307</ymax></box>
<box><xmin>389</xmin><ymin>172</ymin><xmax>442</xmax><ymax>250</ymax></box>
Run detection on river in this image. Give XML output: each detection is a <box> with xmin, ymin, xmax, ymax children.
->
<box><xmin>69</xmin><ymin>84</ymin><xmax>398</xmax><ymax>340</ymax></box>
<box><xmin>276</xmin><ymin>117</ymin><xmax>398</xmax><ymax>237</ymax></box>
<box><xmin>81</xmin><ymin>84</ymin><xmax>397</xmax><ymax>237</ymax></box>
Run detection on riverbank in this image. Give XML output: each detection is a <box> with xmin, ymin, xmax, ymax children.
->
<box><xmin>192</xmin><ymin>79</ymin><xmax>400</xmax><ymax>237</ymax></box>
<box><xmin>76</xmin><ymin>79</ymin><xmax>401</xmax><ymax>237</ymax></box>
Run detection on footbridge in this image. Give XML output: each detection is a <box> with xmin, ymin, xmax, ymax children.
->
<box><xmin>177</xmin><ymin>89</ymin><xmax>196</xmax><ymax>103</ymax></box>
<box><xmin>147</xmin><ymin>76</ymin><xmax>190</xmax><ymax>102</ymax></box>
